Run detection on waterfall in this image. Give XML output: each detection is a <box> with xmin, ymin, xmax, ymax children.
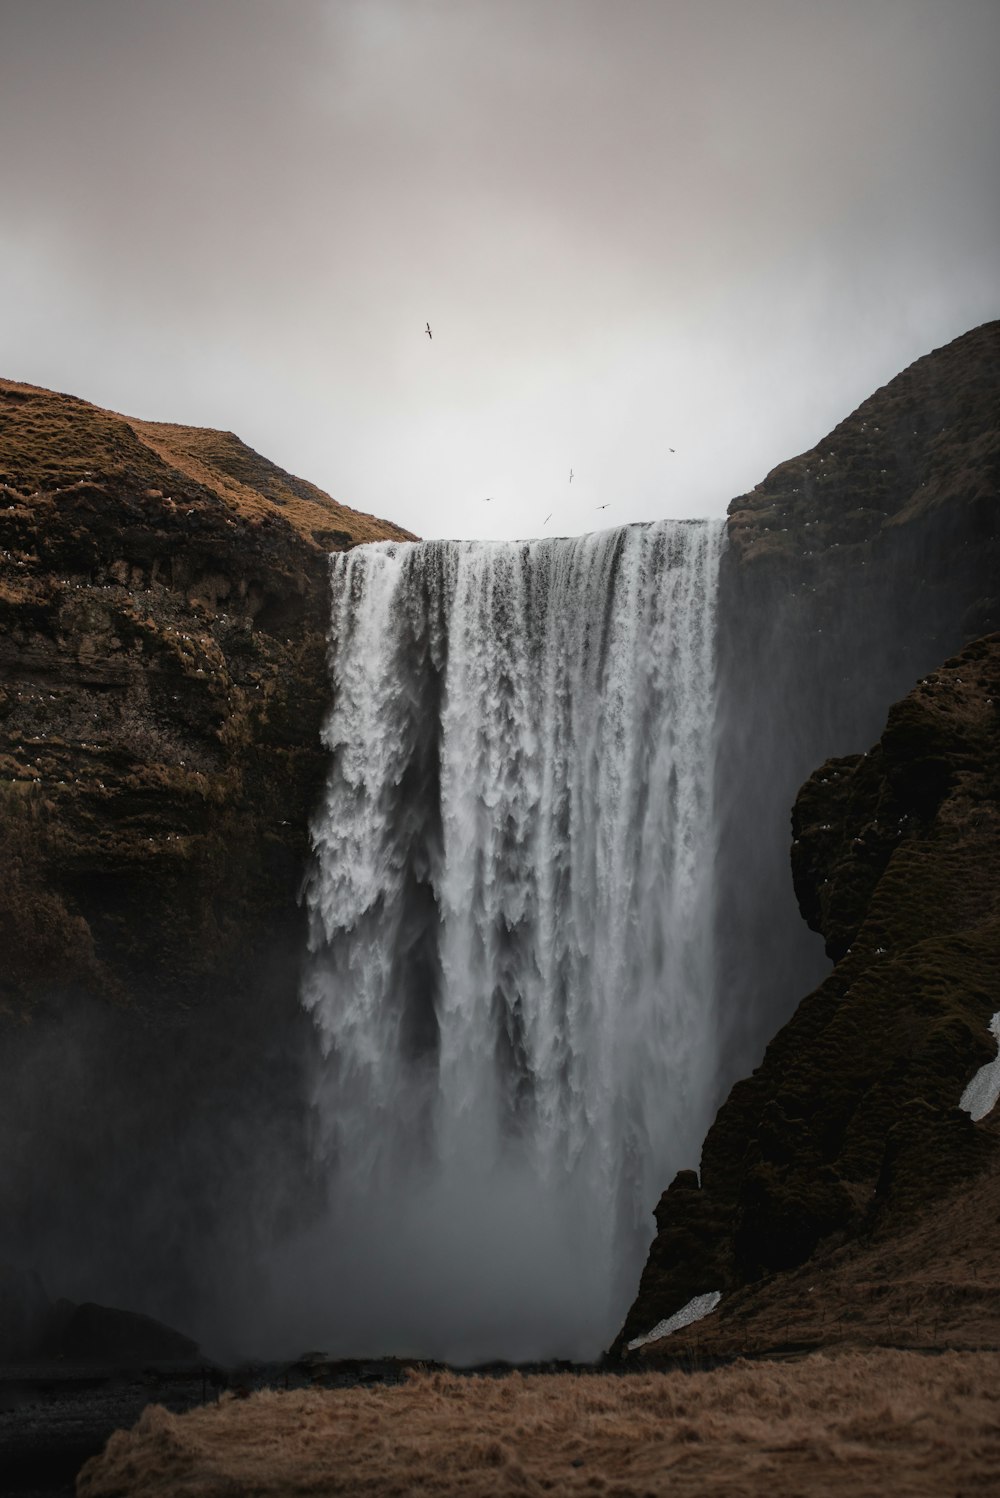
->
<box><xmin>299</xmin><ymin>519</ymin><xmax>725</xmax><ymax>1362</ymax></box>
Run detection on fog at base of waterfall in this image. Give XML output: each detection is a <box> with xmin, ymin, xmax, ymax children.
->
<box><xmin>295</xmin><ymin>521</ymin><xmax>724</xmax><ymax>1362</ymax></box>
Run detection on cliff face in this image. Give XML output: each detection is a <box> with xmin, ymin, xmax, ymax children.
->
<box><xmin>0</xmin><ymin>380</ymin><xmax>412</xmax><ymax>1328</ymax></box>
<box><xmin>728</xmin><ymin>319</ymin><xmax>999</xmax><ymax>602</ymax></box>
<box><xmin>714</xmin><ymin>320</ymin><xmax>1000</xmax><ymax>1079</ymax></box>
<box><xmin>0</xmin><ymin>378</ymin><xmax>412</xmax><ymax>1011</ymax></box>
<box><xmin>614</xmin><ymin>632</ymin><xmax>1000</xmax><ymax>1357</ymax></box>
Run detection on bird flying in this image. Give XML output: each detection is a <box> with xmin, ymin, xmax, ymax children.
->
<box><xmin>569</xmin><ymin>468</ymin><xmax>574</xmax><ymax>483</ymax></box>
<box><xmin>426</xmin><ymin>322</ymin><xmax>433</xmax><ymax>339</ymax></box>
<box><xmin>543</xmin><ymin>513</ymin><xmax>552</xmax><ymax>525</ymax></box>
<box><xmin>596</xmin><ymin>503</ymin><xmax>609</xmax><ymax>510</ymax></box>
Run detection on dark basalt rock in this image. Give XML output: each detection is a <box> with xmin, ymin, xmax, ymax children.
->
<box><xmin>612</xmin><ymin>633</ymin><xmax>1000</xmax><ymax>1358</ymax></box>
<box><xmin>47</xmin><ymin>1300</ymin><xmax>199</xmax><ymax>1364</ymax></box>
<box><xmin>0</xmin><ymin>1267</ymin><xmax>200</xmax><ymax>1364</ymax></box>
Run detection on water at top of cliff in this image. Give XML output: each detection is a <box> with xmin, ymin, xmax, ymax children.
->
<box><xmin>296</xmin><ymin>520</ymin><xmax>725</xmax><ymax>1362</ymax></box>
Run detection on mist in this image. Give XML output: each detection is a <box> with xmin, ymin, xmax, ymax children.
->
<box><xmin>285</xmin><ymin>525</ymin><xmax>723</xmax><ymax>1362</ymax></box>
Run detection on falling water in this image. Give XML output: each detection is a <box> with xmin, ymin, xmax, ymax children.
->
<box><xmin>299</xmin><ymin>520</ymin><xmax>725</xmax><ymax>1361</ymax></box>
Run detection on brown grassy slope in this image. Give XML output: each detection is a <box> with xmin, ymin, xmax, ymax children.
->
<box><xmin>77</xmin><ymin>1352</ymin><xmax>1000</xmax><ymax>1498</ymax></box>
<box><xmin>0</xmin><ymin>376</ymin><xmax>414</xmax><ymax>550</ymax></box>
<box><xmin>129</xmin><ymin>418</ymin><xmax>413</xmax><ymax>548</ymax></box>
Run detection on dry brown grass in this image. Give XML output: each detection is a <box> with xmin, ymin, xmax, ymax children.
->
<box><xmin>0</xmin><ymin>375</ymin><xmax>414</xmax><ymax>548</ymax></box>
<box><xmin>78</xmin><ymin>1350</ymin><xmax>1000</xmax><ymax>1497</ymax></box>
<box><xmin>128</xmin><ymin>418</ymin><xmax>414</xmax><ymax>546</ymax></box>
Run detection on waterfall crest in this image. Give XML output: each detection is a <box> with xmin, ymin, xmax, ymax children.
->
<box><xmin>300</xmin><ymin>520</ymin><xmax>725</xmax><ymax>1361</ymax></box>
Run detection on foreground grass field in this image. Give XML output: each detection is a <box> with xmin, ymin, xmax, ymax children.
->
<box><xmin>78</xmin><ymin>1349</ymin><xmax>999</xmax><ymax>1497</ymax></box>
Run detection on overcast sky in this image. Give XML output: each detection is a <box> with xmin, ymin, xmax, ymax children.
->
<box><xmin>1</xmin><ymin>0</ymin><xmax>997</xmax><ymax>540</ymax></box>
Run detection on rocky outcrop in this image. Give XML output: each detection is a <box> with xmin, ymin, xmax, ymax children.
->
<box><xmin>0</xmin><ymin>377</ymin><xmax>412</xmax><ymax>1013</ymax></box>
<box><xmin>728</xmin><ymin>319</ymin><xmax>999</xmax><ymax>608</ymax></box>
<box><xmin>613</xmin><ymin>633</ymin><xmax>1000</xmax><ymax>1357</ymax></box>
<box><xmin>0</xmin><ymin>1260</ymin><xmax>199</xmax><ymax>1363</ymax></box>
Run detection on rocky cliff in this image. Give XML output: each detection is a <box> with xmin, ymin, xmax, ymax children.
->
<box><xmin>614</xmin><ymin>632</ymin><xmax>1000</xmax><ymax>1358</ymax></box>
<box><xmin>0</xmin><ymin>380</ymin><xmax>411</xmax><ymax>1331</ymax></box>
<box><xmin>0</xmin><ymin>378</ymin><xmax>412</xmax><ymax>1013</ymax></box>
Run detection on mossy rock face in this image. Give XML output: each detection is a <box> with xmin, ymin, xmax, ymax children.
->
<box><xmin>0</xmin><ymin>377</ymin><xmax>414</xmax><ymax>1015</ymax></box>
<box><xmin>613</xmin><ymin>633</ymin><xmax>1000</xmax><ymax>1358</ymax></box>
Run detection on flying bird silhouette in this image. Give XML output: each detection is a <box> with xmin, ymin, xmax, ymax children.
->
<box><xmin>596</xmin><ymin>503</ymin><xmax>609</xmax><ymax>510</ymax></box>
<box><xmin>543</xmin><ymin>513</ymin><xmax>552</xmax><ymax>525</ymax></box>
<box><xmin>569</xmin><ymin>468</ymin><xmax>574</xmax><ymax>483</ymax></box>
<box><xmin>425</xmin><ymin>322</ymin><xmax>432</xmax><ymax>339</ymax></box>
<box><xmin>669</xmin><ymin>447</ymin><xmax>675</xmax><ymax>453</ymax></box>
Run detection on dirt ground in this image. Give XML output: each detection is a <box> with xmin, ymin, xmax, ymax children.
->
<box><xmin>76</xmin><ymin>1350</ymin><xmax>999</xmax><ymax>1497</ymax></box>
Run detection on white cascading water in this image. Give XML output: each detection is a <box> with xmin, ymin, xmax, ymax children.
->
<box><xmin>299</xmin><ymin>519</ymin><xmax>725</xmax><ymax>1362</ymax></box>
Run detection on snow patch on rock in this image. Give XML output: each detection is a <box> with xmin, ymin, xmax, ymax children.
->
<box><xmin>960</xmin><ymin>1013</ymin><xmax>1000</xmax><ymax>1122</ymax></box>
<box><xmin>626</xmin><ymin>1291</ymin><xmax>721</xmax><ymax>1352</ymax></box>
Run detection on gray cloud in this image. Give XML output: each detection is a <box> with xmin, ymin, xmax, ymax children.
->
<box><xmin>1</xmin><ymin>0</ymin><xmax>997</xmax><ymax>537</ymax></box>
